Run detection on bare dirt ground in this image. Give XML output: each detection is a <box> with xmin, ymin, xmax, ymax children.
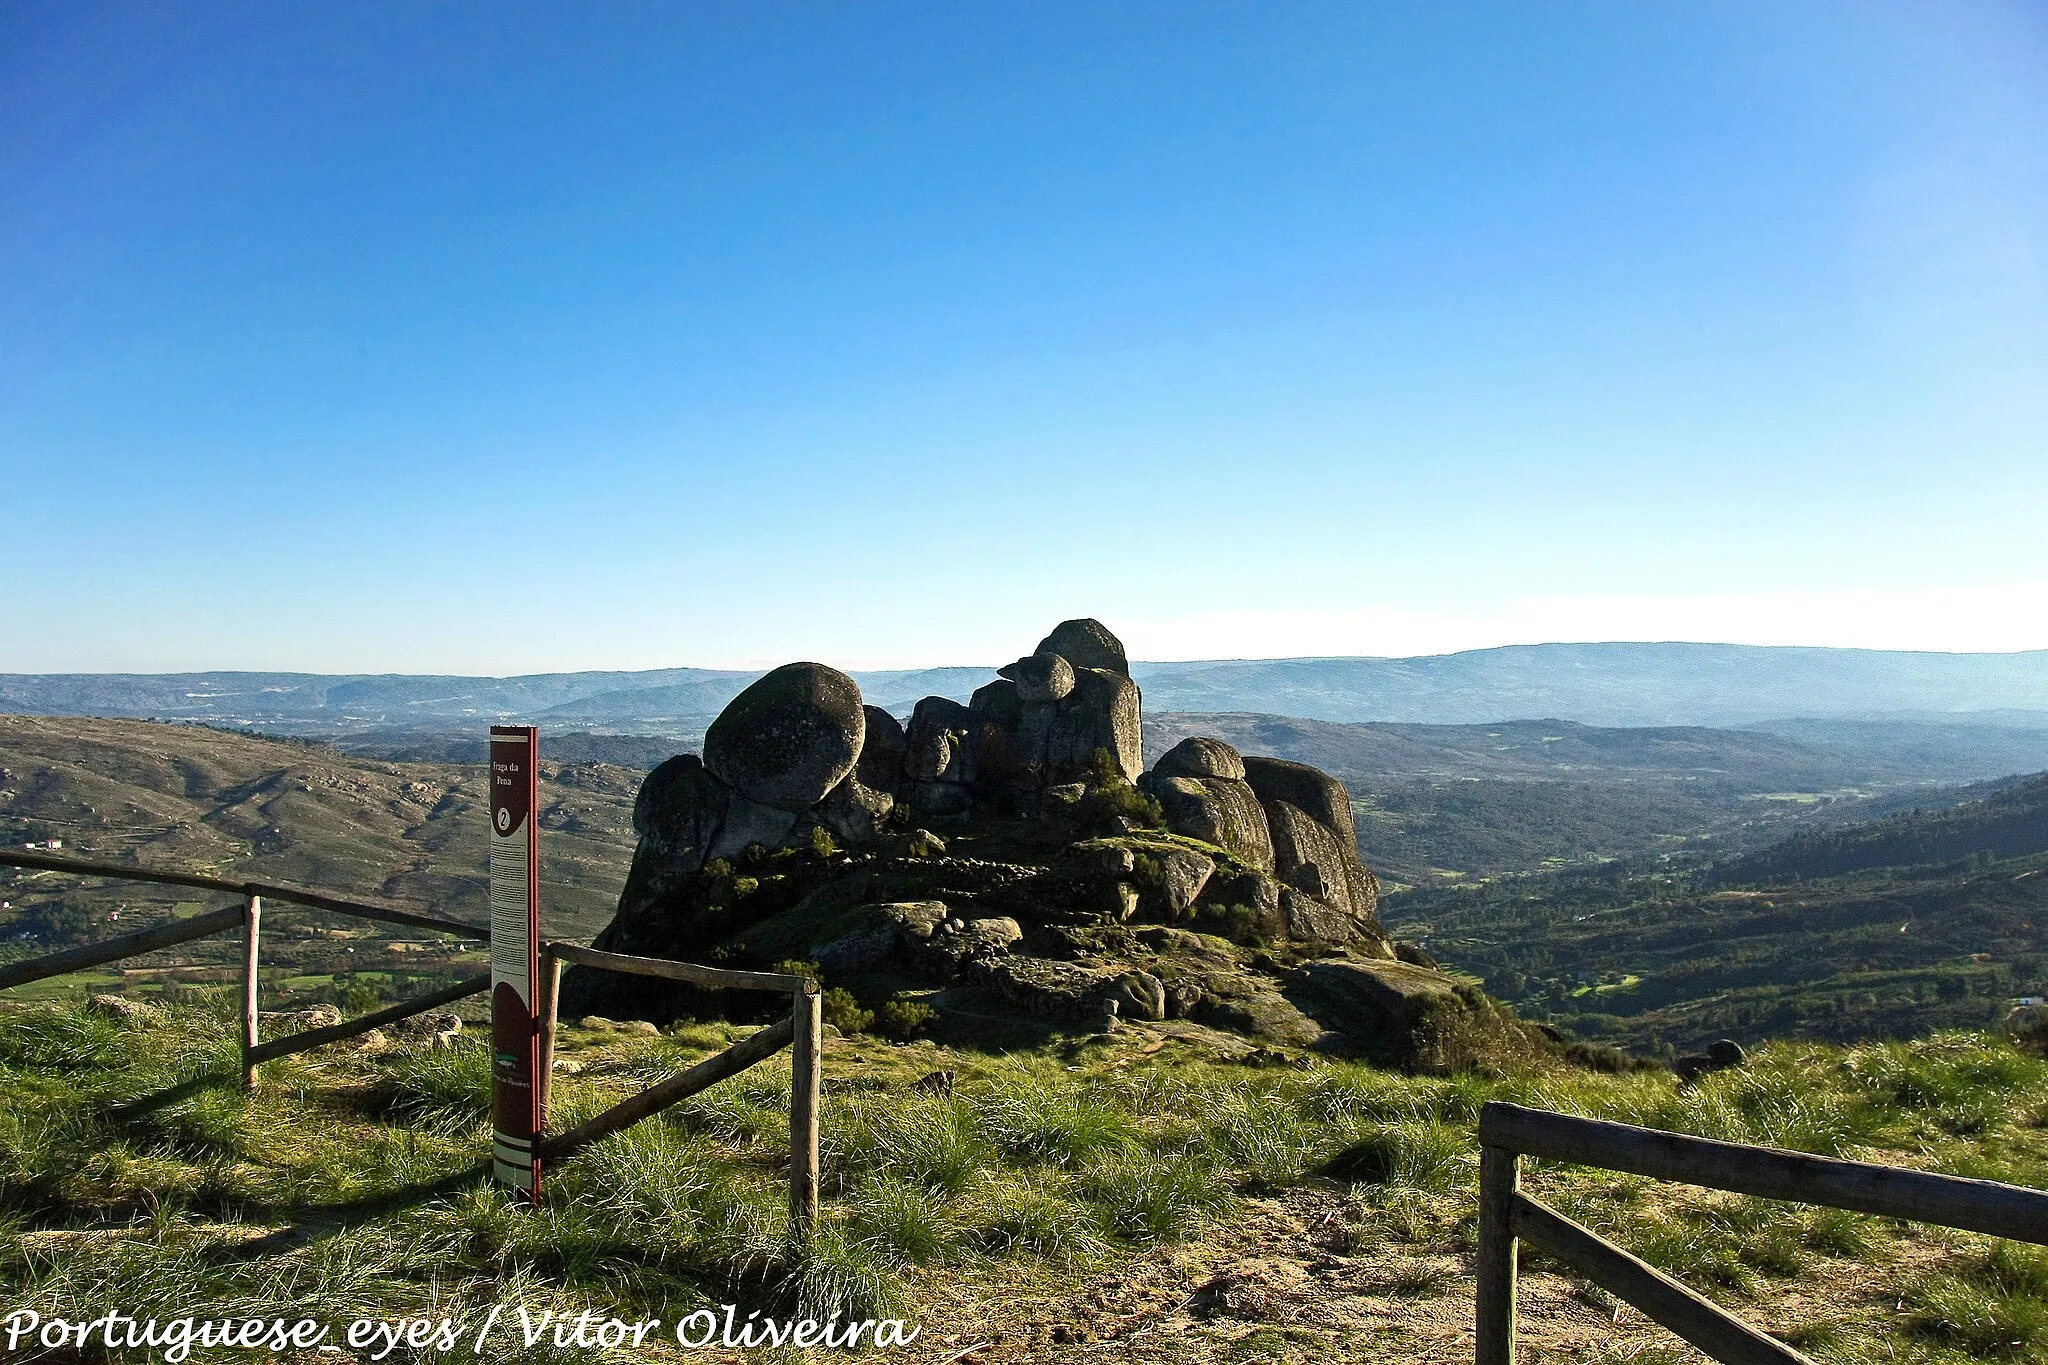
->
<box><xmin>889</xmin><ymin>1183</ymin><xmax>1949</xmax><ymax>1365</ymax></box>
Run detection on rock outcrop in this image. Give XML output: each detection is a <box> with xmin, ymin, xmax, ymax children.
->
<box><xmin>556</xmin><ymin>616</ymin><xmax>1527</xmax><ymax>1071</ymax></box>
<box><xmin>1242</xmin><ymin>755</ymin><xmax>1378</xmax><ymax>924</ymax></box>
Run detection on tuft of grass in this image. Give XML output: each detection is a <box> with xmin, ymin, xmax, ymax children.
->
<box><xmin>1801</xmin><ymin>1205</ymin><xmax>1878</xmax><ymax>1259</ymax></box>
<box><xmin>1202</xmin><ymin>1084</ymin><xmax>1339</xmax><ymax>1191</ymax></box>
<box><xmin>1081</xmin><ymin>1150</ymin><xmax>1232</xmax><ymax>1241</ymax></box>
<box><xmin>847</xmin><ymin>1175</ymin><xmax>961</xmax><ymax>1264</ymax></box>
<box><xmin>972</xmin><ymin>1071</ymin><xmax>1145</xmax><ymax>1169</ymax></box>
<box><xmin>1324</xmin><ymin>1118</ymin><xmax>1471</xmax><ymax>1191</ymax></box>
<box><xmin>371</xmin><ymin>1038</ymin><xmax>493</xmax><ymax>1133</ymax></box>
<box><xmin>781</xmin><ymin>1222</ymin><xmax>903</xmax><ymax>1320</ymax></box>
<box><xmin>830</xmin><ymin>1093</ymin><xmax>984</xmax><ymax>1196</ymax></box>
<box><xmin>1908</xmin><ymin>1240</ymin><xmax>2048</xmax><ymax>1357</ymax></box>
<box><xmin>962</xmin><ymin>1171</ymin><xmax>1107</xmax><ymax>1265</ymax></box>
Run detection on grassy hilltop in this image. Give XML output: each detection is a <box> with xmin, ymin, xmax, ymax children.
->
<box><xmin>6</xmin><ymin>998</ymin><xmax>2048</xmax><ymax>1363</ymax></box>
<box><xmin>7</xmin><ymin>715</ymin><xmax>2048</xmax><ymax>1362</ymax></box>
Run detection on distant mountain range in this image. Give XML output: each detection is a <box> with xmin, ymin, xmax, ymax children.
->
<box><xmin>6</xmin><ymin>642</ymin><xmax>2048</xmax><ymax>735</ymax></box>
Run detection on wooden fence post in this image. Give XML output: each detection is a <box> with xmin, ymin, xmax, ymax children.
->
<box><xmin>1476</xmin><ymin>1144</ymin><xmax>1519</xmax><ymax>1365</ymax></box>
<box><xmin>789</xmin><ymin>981</ymin><xmax>822</xmax><ymax>1236</ymax></box>
<box><xmin>536</xmin><ymin>948</ymin><xmax>563</xmax><ymax>1132</ymax></box>
<box><xmin>241</xmin><ymin>893</ymin><xmax>262</xmax><ymax>1091</ymax></box>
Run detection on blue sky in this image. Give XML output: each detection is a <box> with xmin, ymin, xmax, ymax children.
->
<box><xmin>2</xmin><ymin>2</ymin><xmax>2044</xmax><ymax>672</ymax></box>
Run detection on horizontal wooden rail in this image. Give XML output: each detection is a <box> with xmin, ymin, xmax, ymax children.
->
<box><xmin>0</xmin><ymin>850</ymin><xmax>486</xmax><ymax>939</ymax></box>
<box><xmin>1513</xmin><ymin>1193</ymin><xmax>1812</xmax><ymax>1365</ymax></box>
<box><xmin>545</xmin><ymin>941</ymin><xmax>816</xmax><ymax>994</ymax></box>
<box><xmin>243</xmin><ymin>882</ymin><xmax>484</xmax><ymax>939</ymax></box>
<box><xmin>0</xmin><ymin>903</ymin><xmax>247</xmax><ymax>990</ymax></box>
<box><xmin>247</xmin><ymin>972</ymin><xmax>492</xmax><ymax>1064</ymax></box>
<box><xmin>1480</xmin><ymin>1102</ymin><xmax>2048</xmax><ymax>1245</ymax></box>
<box><xmin>537</xmin><ymin>1015</ymin><xmax>795</xmax><ymax>1161</ymax></box>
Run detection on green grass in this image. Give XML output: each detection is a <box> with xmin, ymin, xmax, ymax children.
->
<box><xmin>5</xmin><ymin>1004</ymin><xmax>2048</xmax><ymax>1362</ymax></box>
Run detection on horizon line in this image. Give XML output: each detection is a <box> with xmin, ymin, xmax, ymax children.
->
<box><xmin>7</xmin><ymin>637</ymin><xmax>2048</xmax><ymax>681</ymax></box>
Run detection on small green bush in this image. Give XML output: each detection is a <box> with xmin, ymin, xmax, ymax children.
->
<box><xmin>1194</xmin><ymin>901</ymin><xmax>1264</xmax><ymax>945</ymax></box>
<box><xmin>821</xmin><ymin>988</ymin><xmax>873</xmax><ymax>1036</ymax></box>
<box><xmin>1076</xmin><ymin>748</ymin><xmax>1165</xmax><ymax>833</ymax></box>
<box><xmin>808</xmin><ymin>825</ymin><xmax>838</xmax><ymax>859</ymax></box>
<box><xmin>876</xmin><ymin>999</ymin><xmax>937</xmax><ymax>1040</ymax></box>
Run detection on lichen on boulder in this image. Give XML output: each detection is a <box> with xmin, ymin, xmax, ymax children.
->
<box><xmin>1144</xmin><ymin>773</ymin><xmax>1275</xmax><ymax>872</ymax></box>
<box><xmin>704</xmin><ymin>662</ymin><xmax>866</xmax><ymax>813</ymax></box>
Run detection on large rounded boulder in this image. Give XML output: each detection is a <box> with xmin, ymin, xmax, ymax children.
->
<box><xmin>633</xmin><ymin>753</ymin><xmax>732</xmax><ymax>869</ymax></box>
<box><xmin>1241</xmin><ymin>756</ymin><xmax>1358</xmax><ymax>846</ymax></box>
<box><xmin>703</xmin><ymin>662</ymin><xmax>866</xmax><ymax>813</ymax></box>
<box><xmin>1152</xmin><ymin>736</ymin><xmax>1247</xmax><ymax>781</ymax></box>
<box><xmin>1142</xmin><ymin>773</ymin><xmax>1275</xmax><ymax>872</ymax></box>
<box><xmin>856</xmin><ymin>705</ymin><xmax>908</xmax><ymax>795</ymax></box>
<box><xmin>1000</xmin><ymin>651</ymin><xmax>1076</xmax><ymax>702</ymax></box>
<box><xmin>1035</xmin><ymin>619</ymin><xmax>1129</xmax><ymax>677</ymax></box>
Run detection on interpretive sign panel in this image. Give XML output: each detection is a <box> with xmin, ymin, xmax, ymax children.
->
<box><xmin>489</xmin><ymin>725</ymin><xmax>542</xmax><ymax>1194</ymax></box>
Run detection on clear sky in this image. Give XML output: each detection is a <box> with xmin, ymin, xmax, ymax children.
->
<box><xmin>3</xmin><ymin>2</ymin><xmax>2044</xmax><ymax>673</ymax></box>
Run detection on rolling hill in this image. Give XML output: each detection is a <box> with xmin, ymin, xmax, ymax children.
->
<box><xmin>1145</xmin><ymin>712</ymin><xmax>2048</xmax><ymax>886</ymax></box>
<box><xmin>0</xmin><ymin>715</ymin><xmax>639</xmax><ymax>1011</ymax></box>
<box><xmin>1388</xmin><ymin>774</ymin><xmax>2048</xmax><ymax>1054</ymax></box>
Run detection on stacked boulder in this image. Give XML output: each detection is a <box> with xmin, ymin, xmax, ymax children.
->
<box><xmin>1142</xmin><ymin>739</ymin><xmax>1380</xmax><ymax>948</ymax></box>
<box><xmin>1140</xmin><ymin>738</ymin><xmax>1273</xmax><ymax>870</ymax></box>
<box><xmin>894</xmin><ymin>618</ymin><xmax>1144</xmax><ymax>823</ymax></box>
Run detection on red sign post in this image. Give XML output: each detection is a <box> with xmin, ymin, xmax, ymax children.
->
<box><xmin>489</xmin><ymin>725</ymin><xmax>542</xmax><ymax>1196</ymax></box>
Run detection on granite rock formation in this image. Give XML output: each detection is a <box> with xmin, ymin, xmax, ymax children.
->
<box><xmin>561</xmin><ymin>617</ymin><xmax>1540</xmax><ymax>1071</ymax></box>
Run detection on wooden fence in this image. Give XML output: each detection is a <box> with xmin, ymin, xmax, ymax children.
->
<box><xmin>0</xmin><ymin>849</ymin><xmax>489</xmax><ymax>1087</ymax></box>
<box><xmin>1475</xmin><ymin>1100</ymin><xmax>2048</xmax><ymax>1365</ymax></box>
<box><xmin>535</xmin><ymin>941</ymin><xmax>822</xmax><ymax>1230</ymax></box>
<box><xmin>0</xmin><ymin>849</ymin><xmax>823</xmax><ymax>1230</ymax></box>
